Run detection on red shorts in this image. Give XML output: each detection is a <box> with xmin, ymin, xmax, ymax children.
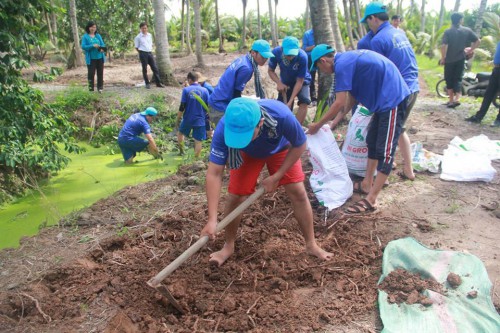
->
<box><xmin>228</xmin><ymin>149</ymin><xmax>305</xmax><ymax>196</ymax></box>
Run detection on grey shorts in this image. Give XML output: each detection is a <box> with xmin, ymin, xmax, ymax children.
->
<box><xmin>209</xmin><ymin>106</ymin><xmax>225</xmax><ymax>127</ymax></box>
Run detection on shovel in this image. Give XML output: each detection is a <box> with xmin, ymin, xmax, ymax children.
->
<box><xmin>147</xmin><ymin>187</ymin><xmax>265</xmax><ymax>313</ymax></box>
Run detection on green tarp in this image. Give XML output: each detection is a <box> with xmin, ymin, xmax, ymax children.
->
<box><xmin>379</xmin><ymin>237</ymin><xmax>500</xmax><ymax>333</ymax></box>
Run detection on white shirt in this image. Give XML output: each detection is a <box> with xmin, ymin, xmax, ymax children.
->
<box><xmin>134</xmin><ymin>32</ymin><xmax>153</xmax><ymax>52</ymax></box>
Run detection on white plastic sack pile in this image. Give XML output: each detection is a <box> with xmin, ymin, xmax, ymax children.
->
<box><xmin>307</xmin><ymin>124</ymin><xmax>353</xmax><ymax>210</ymax></box>
<box><xmin>341</xmin><ymin>105</ymin><xmax>373</xmax><ymax>177</ymax></box>
<box><xmin>440</xmin><ymin>135</ymin><xmax>499</xmax><ymax>182</ymax></box>
<box><xmin>411</xmin><ymin>142</ymin><xmax>442</xmax><ymax>173</ymax></box>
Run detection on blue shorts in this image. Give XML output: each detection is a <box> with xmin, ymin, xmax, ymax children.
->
<box><xmin>278</xmin><ymin>83</ymin><xmax>311</xmax><ymax>107</ymax></box>
<box><xmin>118</xmin><ymin>137</ymin><xmax>149</xmax><ymax>161</ymax></box>
<box><xmin>179</xmin><ymin>121</ymin><xmax>207</xmax><ymax>141</ymax></box>
<box><xmin>366</xmin><ymin>100</ymin><xmax>406</xmax><ymax>175</ymax></box>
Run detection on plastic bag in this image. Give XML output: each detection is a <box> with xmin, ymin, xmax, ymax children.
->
<box><xmin>410</xmin><ymin>142</ymin><xmax>442</xmax><ymax>173</ymax></box>
<box><xmin>307</xmin><ymin>124</ymin><xmax>353</xmax><ymax>210</ymax></box>
<box><xmin>440</xmin><ymin>145</ymin><xmax>496</xmax><ymax>182</ymax></box>
<box><xmin>341</xmin><ymin>105</ymin><xmax>373</xmax><ymax>177</ymax></box>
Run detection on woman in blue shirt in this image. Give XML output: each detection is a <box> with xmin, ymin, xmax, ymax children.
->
<box><xmin>81</xmin><ymin>21</ymin><xmax>106</xmax><ymax>92</ymax></box>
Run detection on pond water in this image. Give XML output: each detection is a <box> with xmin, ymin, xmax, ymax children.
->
<box><xmin>0</xmin><ymin>144</ymin><xmax>183</xmax><ymax>249</ymax></box>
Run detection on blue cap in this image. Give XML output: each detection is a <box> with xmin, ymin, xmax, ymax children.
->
<box><xmin>310</xmin><ymin>44</ymin><xmax>335</xmax><ymax>72</ymax></box>
<box><xmin>360</xmin><ymin>2</ymin><xmax>387</xmax><ymax>23</ymax></box>
<box><xmin>224</xmin><ymin>98</ymin><xmax>262</xmax><ymax>149</ymax></box>
<box><xmin>140</xmin><ymin>107</ymin><xmax>158</xmax><ymax>116</ymax></box>
<box><xmin>251</xmin><ymin>39</ymin><xmax>275</xmax><ymax>59</ymax></box>
<box><xmin>282</xmin><ymin>36</ymin><xmax>300</xmax><ymax>56</ymax></box>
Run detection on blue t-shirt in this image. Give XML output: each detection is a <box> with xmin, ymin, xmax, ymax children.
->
<box><xmin>268</xmin><ymin>47</ymin><xmax>311</xmax><ymax>86</ymax></box>
<box><xmin>118</xmin><ymin>113</ymin><xmax>151</xmax><ymax>141</ymax></box>
<box><xmin>334</xmin><ymin>50</ymin><xmax>410</xmax><ymax>113</ymax></box>
<box><xmin>208</xmin><ymin>55</ymin><xmax>254</xmax><ymax>112</ymax></box>
<box><xmin>370</xmin><ymin>22</ymin><xmax>419</xmax><ymax>93</ymax></box>
<box><xmin>302</xmin><ymin>29</ymin><xmax>315</xmax><ymax>56</ymax></box>
<box><xmin>209</xmin><ymin>99</ymin><xmax>306</xmax><ymax>165</ymax></box>
<box><xmin>357</xmin><ymin>31</ymin><xmax>374</xmax><ymax>50</ymax></box>
<box><xmin>181</xmin><ymin>83</ymin><xmax>209</xmax><ymax>127</ymax></box>
<box><xmin>202</xmin><ymin>81</ymin><xmax>214</xmax><ymax>94</ymax></box>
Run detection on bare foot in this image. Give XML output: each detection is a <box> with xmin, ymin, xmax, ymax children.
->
<box><xmin>208</xmin><ymin>244</ymin><xmax>234</xmax><ymax>267</ymax></box>
<box><xmin>306</xmin><ymin>243</ymin><xmax>333</xmax><ymax>260</ymax></box>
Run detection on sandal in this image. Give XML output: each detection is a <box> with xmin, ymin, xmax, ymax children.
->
<box><xmin>345</xmin><ymin>199</ymin><xmax>377</xmax><ymax>214</ymax></box>
<box><xmin>397</xmin><ymin>171</ymin><xmax>415</xmax><ymax>181</ymax></box>
<box><xmin>353</xmin><ymin>180</ymin><xmax>369</xmax><ymax>195</ymax></box>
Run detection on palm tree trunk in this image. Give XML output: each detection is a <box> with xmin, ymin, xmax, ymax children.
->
<box><xmin>420</xmin><ymin>0</ymin><xmax>426</xmax><ymax>33</ymax></box>
<box><xmin>50</xmin><ymin>0</ymin><xmax>58</xmax><ymax>46</ymax></box>
<box><xmin>305</xmin><ymin>1</ymin><xmax>311</xmax><ymax>30</ymax></box>
<box><xmin>186</xmin><ymin>0</ymin><xmax>193</xmax><ymax>55</ymax></box>
<box><xmin>268</xmin><ymin>0</ymin><xmax>278</xmax><ymax>46</ymax></box>
<box><xmin>397</xmin><ymin>0</ymin><xmax>402</xmax><ymax>14</ymax></box>
<box><xmin>342</xmin><ymin>0</ymin><xmax>355</xmax><ymax>49</ymax></box>
<box><xmin>274</xmin><ymin>0</ymin><xmax>279</xmax><ymax>41</ymax></box>
<box><xmin>44</xmin><ymin>10</ymin><xmax>54</xmax><ymax>46</ymax></box>
<box><xmin>453</xmin><ymin>0</ymin><xmax>460</xmax><ymax>12</ymax></box>
<box><xmin>68</xmin><ymin>0</ymin><xmax>83</xmax><ymax>67</ymax></box>
<box><xmin>193</xmin><ymin>0</ymin><xmax>205</xmax><ymax>67</ymax></box>
<box><xmin>308</xmin><ymin>0</ymin><xmax>334</xmax><ymax>101</ymax></box>
<box><xmin>215</xmin><ymin>0</ymin><xmax>225</xmax><ymax>52</ymax></box>
<box><xmin>180</xmin><ymin>0</ymin><xmax>185</xmax><ymax>52</ymax></box>
<box><xmin>409</xmin><ymin>0</ymin><xmax>415</xmax><ymax>16</ymax></box>
<box><xmin>352</xmin><ymin>0</ymin><xmax>365</xmax><ymax>36</ymax></box>
<box><xmin>257</xmin><ymin>0</ymin><xmax>262</xmax><ymax>39</ymax></box>
<box><xmin>438</xmin><ymin>0</ymin><xmax>445</xmax><ymax>30</ymax></box>
<box><xmin>152</xmin><ymin>0</ymin><xmax>177</xmax><ymax>85</ymax></box>
<box><xmin>329</xmin><ymin>0</ymin><xmax>345</xmax><ymax>52</ymax></box>
<box><xmin>474</xmin><ymin>0</ymin><xmax>488</xmax><ymax>36</ymax></box>
<box><xmin>241</xmin><ymin>0</ymin><xmax>248</xmax><ymax>50</ymax></box>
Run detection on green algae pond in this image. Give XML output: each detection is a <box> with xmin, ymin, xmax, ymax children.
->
<box><xmin>0</xmin><ymin>143</ymin><xmax>183</xmax><ymax>249</ymax></box>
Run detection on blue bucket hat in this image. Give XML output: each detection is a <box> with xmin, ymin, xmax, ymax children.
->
<box><xmin>140</xmin><ymin>107</ymin><xmax>158</xmax><ymax>116</ymax></box>
<box><xmin>224</xmin><ymin>98</ymin><xmax>262</xmax><ymax>149</ymax></box>
<box><xmin>310</xmin><ymin>44</ymin><xmax>336</xmax><ymax>72</ymax></box>
<box><xmin>251</xmin><ymin>39</ymin><xmax>275</xmax><ymax>59</ymax></box>
<box><xmin>360</xmin><ymin>2</ymin><xmax>387</xmax><ymax>23</ymax></box>
<box><xmin>282</xmin><ymin>36</ymin><xmax>300</xmax><ymax>56</ymax></box>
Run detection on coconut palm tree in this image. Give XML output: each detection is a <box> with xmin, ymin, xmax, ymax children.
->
<box><xmin>454</xmin><ymin>0</ymin><xmax>460</xmax><ymax>12</ymax></box>
<box><xmin>274</xmin><ymin>0</ymin><xmax>279</xmax><ymax>40</ymax></box>
<box><xmin>186</xmin><ymin>0</ymin><xmax>193</xmax><ymax>55</ymax></box>
<box><xmin>215</xmin><ymin>0</ymin><xmax>225</xmax><ymax>52</ymax></box>
<box><xmin>152</xmin><ymin>0</ymin><xmax>177</xmax><ymax>85</ymax></box>
<box><xmin>474</xmin><ymin>0</ymin><xmax>488</xmax><ymax>36</ymax></box>
<box><xmin>352</xmin><ymin>0</ymin><xmax>365</xmax><ymax>36</ymax></box>
<box><xmin>257</xmin><ymin>0</ymin><xmax>262</xmax><ymax>39</ymax></box>
<box><xmin>69</xmin><ymin>0</ymin><xmax>83</xmax><ymax>67</ymax></box>
<box><xmin>193</xmin><ymin>0</ymin><xmax>205</xmax><ymax>67</ymax></box>
<box><xmin>180</xmin><ymin>0</ymin><xmax>185</xmax><ymax>52</ymax></box>
<box><xmin>329</xmin><ymin>0</ymin><xmax>345</xmax><ymax>52</ymax></box>
<box><xmin>268</xmin><ymin>0</ymin><xmax>278</xmax><ymax>46</ymax></box>
<box><xmin>241</xmin><ymin>0</ymin><xmax>248</xmax><ymax>49</ymax></box>
<box><xmin>438</xmin><ymin>0</ymin><xmax>446</xmax><ymax>30</ymax></box>
<box><xmin>308</xmin><ymin>0</ymin><xmax>334</xmax><ymax>101</ymax></box>
<box><xmin>342</xmin><ymin>0</ymin><xmax>355</xmax><ymax>49</ymax></box>
<box><xmin>420</xmin><ymin>0</ymin><xmax>426</xmax><ymax>33</ymax></box>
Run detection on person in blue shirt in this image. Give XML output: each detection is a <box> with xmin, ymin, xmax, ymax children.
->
<box><xmin>176</xmin><ymin>72</ymin><xmax>210</xmax><ymax>158</ymax></box>
<box><xmin>268</xmin><ymin>36</ymin><xmax>312</xmax><ymax>124</ymax></box>
<box><xmin>302</xmin><ymin>29</ymin><xmax>317</xmax><ymax>103</ymax></box>
<box><xmin>466</xmin><ymin>42</ymin><xmax>500</xmax><ymax>127</ymax></box>
<box><xmin>200</xmin><ymin>97</ymin><xmax>333</xmax><ymax>266</ymax></box>
<box><xmin>81</xmin><ymin>21</ymin><xmax>106</xmax><ymax>92</ymax></box>
<box><xmin>208</xmin><ymin>40</ymin><xmax>274</xmax><ymax>126</ymax></box>
<box><xmin>195</xmin><ymin>72</ymin><xmax>215</xmax><ymax>137</ymax></box>
<box><xmin>117</xmin><ymin>107</ymin><xmax>160</xmax><ymax>164</ymax></box>
<box><xmin>308</xmin><ymin>45</ymin><xmax>410</xmax><ymax>215</ymax></box>
<box><xmin>359</xmin><ymin>2</ymin><xmax>419</xmax><ymax>181</ymax></box>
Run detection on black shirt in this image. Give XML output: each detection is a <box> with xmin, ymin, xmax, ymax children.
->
<box><xmin>442</xmin><ymin>25</ymin><xmax>479</xmax><ymax>63</ymax></box>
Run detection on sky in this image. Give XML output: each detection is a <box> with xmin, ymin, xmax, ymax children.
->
<box><xmin>166</xmin><ymin>0</ymin><xmax>482</xmax><ymax>20</ymax></box>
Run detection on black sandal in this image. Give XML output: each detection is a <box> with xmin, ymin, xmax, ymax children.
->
<box><xmin>345</xmin><ymin>199</ymin><xmax>377</xmax><ymax>214</ymax></box>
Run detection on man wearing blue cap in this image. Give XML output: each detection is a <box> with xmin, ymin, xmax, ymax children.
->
<box><xmin>268</xmin><ymin>36</ymin><xmax>312</xmax><ymax>124</ymax></box>
<box><xmin>200</xmin><ymin>97</ymin><xmax>333</xmax><ymax>266</ymax></box>
<box><xmin>208</xmin><ymin>39</ymin><xmax>274</xmax><ymax>127</ymax></box>
<box><xmin>307</xmin><ymin>45</ymin><xmax>410</xmax><ymax>214</ymax></box>
<box><xmin>358</xmin><ymin>1</ymin><xmax>419</xmax><ymax>181</ymax></box>
<box><xmin>117</xmin><ymin>107</ymin><xmax>160</xmax><ymax>164</ymax></box>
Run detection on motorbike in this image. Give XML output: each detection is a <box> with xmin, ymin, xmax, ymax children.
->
<box><xmin>436</xmin><ymin>70</ymin><xmax>500</xmax><ymax>108</ymax></box>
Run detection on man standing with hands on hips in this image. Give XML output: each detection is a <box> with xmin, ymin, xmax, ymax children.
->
<box><xmin>134</xmin><ymin>22</ymin><xmax>165</xmax><ymax>89</ymax></box>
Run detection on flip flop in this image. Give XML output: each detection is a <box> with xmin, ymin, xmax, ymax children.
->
<box><xmin>353</xmin><ymin>180</ymin><xmax>369</xmax><ymax>195</ymax></box>
<box><xmin>397</xmin><ymin>171</ymin><xmax>415</xmax><ymax>181</ymax></box>
<box><xmin>345</xmin><ymin>199</ymin><xmax>377</xmax><ymax>215</ymax></box>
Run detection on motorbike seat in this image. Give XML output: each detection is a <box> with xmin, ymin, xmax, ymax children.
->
<box><xmin>477</xmin><ymin>72</ymin><xmax>491</xmax><ymax>82</ymax></box>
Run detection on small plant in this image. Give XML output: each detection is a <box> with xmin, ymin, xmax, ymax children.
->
<box><xmin>445</xmin><ymin>201</ymin><xmax>460</xmax><ymax>214</ymax></box>
<box><xmin>116</xmin><ymin>226</ymin><xmax>129</xmax><ymax>237</ymax></box>
<box><xmin>78</xmin><ymin>235</ymin><xmax>94</xmax><ymax>243</ymax></box>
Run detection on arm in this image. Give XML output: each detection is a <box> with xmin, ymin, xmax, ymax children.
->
<box><xmin>261</xmin><ymin>142</ymin><xmax>306</xmax><ymax>192</ymax></box>
<box><xmin>176</xmin><ymin>107</ymin><xmax>184</xmax><ymax>128</ymax></box>
<box><xmin>97</xmin><ymin>34</ymin><xmax>106</xmax><ymax>47</ymax></box>
<box><xmin>308</xmin><ymin>91</ymin><xmax>348</xmax><ymax>134</ymax></box>
<box><xmin>330</xmin><ymin>93</ymin><xmax>356</xmax><ymax>129</ymax></box>
<box><xmin>81</xmin><ymin>35</ymin><xmax>95</xmax><ymax>51</ymax></box>
<box><xmin>287</xmin><ymin>77</ymin><xmax>305</xmax><ymax>108</ymax></box>
<box><xmin>144</xmin><ymin>133</ymin><xmax>159</xmax><ymax>155</ymax></box>
<box><xmin>200</xmin><ymin>162</ymin><xmax>225</xmax><ymax>239</ymax></box>
<box><xmin>470</xmin><ymin>39</ymin><xmax>480</xmax><ymax>51</ymax></box>
<box><xmin>439</xmin><ymin>44</ymin><xmax>448</xmax><ymax>65</ymax></box>
<box><xmin>134</xmin><ymin>35</ymin><xmax>140</xmax><ymax>52</ymax></box>
<box><xmin>268</xmin><ymin>67</ymin><xmax>288</xmax><ymax>92</ymax></box>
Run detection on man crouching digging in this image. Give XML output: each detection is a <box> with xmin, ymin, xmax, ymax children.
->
<box><xmin>200</xmin><ymin>97</ymin><xmax>333</xmax><ymax>266</ymax></box>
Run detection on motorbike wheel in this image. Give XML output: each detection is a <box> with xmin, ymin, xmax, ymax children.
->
<box><xmin>435</xmin><ymin>79</ymin><xmax>449</xmax><ymax>98</ymax></box>
<box><xmin>494</xmin><ymin>93</ymin><xmax>500</xmax><ymax>108</ymax></box>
